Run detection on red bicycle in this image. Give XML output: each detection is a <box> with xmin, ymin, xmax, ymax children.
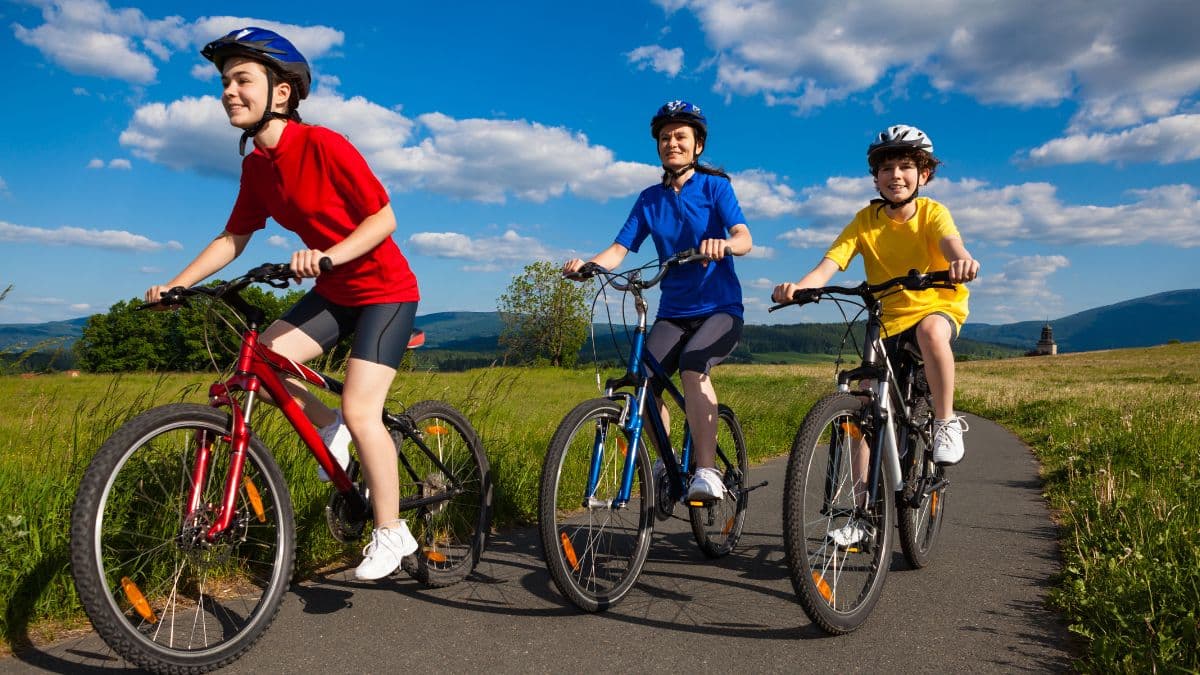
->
<box><xmin>69</xmin><ymin>262</ymin><xmax>492</xmax><ymax>673</ymax></box>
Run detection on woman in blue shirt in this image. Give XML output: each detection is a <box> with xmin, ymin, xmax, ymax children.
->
<box><xmin>563</xmin><ymin>100</ymin><xmax>753</xmax><ymax>500</ymax></box>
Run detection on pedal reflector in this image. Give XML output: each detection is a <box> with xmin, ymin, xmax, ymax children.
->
<box><xmin>812</xmin><ymin>572</ymin><xmax>833</xmax><ymax>603</ymax></box>
<box><xmin>560</xmin><ymin>532</ymin><xmax>580</xmax><ymax>571</ymax></box>
<box><xmin>242</xmin><ymin>477</ymin><xmax>266</xmax><ymax>523</ymax></box>
<box><xmin>121</xmin><ymin>577</ymin><xmax>158</xmax><ymax>624</ymax></box>
<box><xmin>688</xmin><ymin>500</ymin><xmax>706</xmax><ymax>507</ymax></box>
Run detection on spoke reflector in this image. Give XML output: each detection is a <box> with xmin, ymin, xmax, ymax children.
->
<box><xmin>840</xmin><ymin>421</ymin><xmax>863</xmax><ymax>440</ymax></box>
<box><xmin>617</xmin><ymin>436</ymin><xmax>627</xmax><ymax>457</ymax></box>
<box><xmin>722</xmin><ymin>518</ymin><xmax>734</xmax><ymax>536</ymax></box>
<box><xmin>812</xmin><ymin>572</ymin><xmax>833</xmax><ymax>603</ymax></box>
<box><xmin>121</xmin><ymin>577</ymin><xmax>158</xmax><ymax>624</ymax></box>
<box><xmin>425</xmin><ymin>424</ymin><xmax>449</xmax><ymax>436</ymax></box>
<box><xmin>931</xmin><ymin>490</ymin><xmax>939</xmax><ymax>518</ymax></box>
<box><xmin>560</xmin><ymin>532</ymin><xmax>580</xmax><ymax>571</ymax></box>
<box><xmin>425</xmin><ymin>548</ymin><xmax>447</xmax><ymax>563</ymax></box>
<box><xmin>242</xmin><ymin>476</ymin><xmax>266</xmax><ymax>523</ymax></box>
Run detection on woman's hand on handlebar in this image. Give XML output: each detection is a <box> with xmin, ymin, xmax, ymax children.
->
<box><xmin>290</xmin><ymin>249</ymin><xmax>330</xmax><ymax>280</ymax></box>
<box><xmin>698</xmin><ymin>238</ymin><xmax>732</xmax><ymax>265</ymax></box>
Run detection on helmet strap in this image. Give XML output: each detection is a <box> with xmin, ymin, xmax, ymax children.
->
<box><xmin>237</xmin><ymin>68</ymin><xmax>301</xmax><ymax>155</ymax></box>
<box><xmin>661</xmin><ymin>161</ymin><xmax>696</xmax><ymax>187</ymax></box>
<box><xmin>872</xmin><ymin>186</ymin><xmax>920</xmax><ymax>212</ymax></box>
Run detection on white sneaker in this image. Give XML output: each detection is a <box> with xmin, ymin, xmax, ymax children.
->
<box><xmin>828</xmin><ymin>521</ymin><xmax>868</xmax><ymax>547</ymax></box>
<box><xmin>687</xmin><ymin>467</ymin><xmax>725</xmax><ymax>501</ymax></box>
<box><xmin>317</xmin><ymin>408</ymin><xmax>352</xmax><ymax>482</ymax></box>
<box><xmin>932</xmin><ymin>416</ymin><xmax>968</xmax><ymax>466</ymax></box>
<box><xmin>354</xmin><ymin>522</ymin><xmax>418</xmax><ymax>580</ymax></box>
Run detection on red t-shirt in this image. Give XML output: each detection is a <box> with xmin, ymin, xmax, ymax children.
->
<box><xmin>226</xmin><ymin>121</ymin><xmax>419</xmax><ymax>305</ymax></box>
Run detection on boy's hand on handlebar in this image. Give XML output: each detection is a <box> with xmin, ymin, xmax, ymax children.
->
<box><xmin>947</xmin><ymin>257</ymin><xmax>979</xmax><ymax>284</ymax></box>
<box><xmin>772</xmin><ymin>282</ymin><xmax>809</xmax><ymax>304</ymax></box>
<box><xmin>143</xmin><ymin>284</ymin><xmax>182</xmax><ymax>309</ymax></box>
<box><xmin>290</xmin><ymin>249</ymin><xmax>329</xmax><ymax>280</ymax></box>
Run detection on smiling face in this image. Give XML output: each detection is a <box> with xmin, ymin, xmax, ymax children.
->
<box><xmin>873</xmin><ymin>157</ymin><xmax>930</xmax><ymax>203</ymax></box>
<box><xmin>220</xmin><ymin>57</ymin><xmax>291</xmax><ymax>129</ymax></box>
<box><xmin>657</xmin><ymin>121</ymin><xmax>703</xmax><ymax>171</ymax></box>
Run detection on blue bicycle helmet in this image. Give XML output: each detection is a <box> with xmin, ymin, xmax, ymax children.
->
<box><xmin>650</xmin><ymin>100</ymin><xmax>707</xmax><ymax>142</ymax></box>
<box><xmin>202</xmin><ymin>27</ymin><xmax>311</xmax><ymax>154</ymax></box>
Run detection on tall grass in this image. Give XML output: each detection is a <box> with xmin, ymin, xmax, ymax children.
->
<box><xmin>956</xmin><ymin>343</ymin><xmax>1200</xmax><ymax>671</ymax></box>
<box><xmin>0</xmin><ymin>362</ymin><xmax>827</xmax><ymax>652</ymax></box>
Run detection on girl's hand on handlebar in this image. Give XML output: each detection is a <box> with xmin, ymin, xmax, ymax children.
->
<box><xmin>947</xmin><ymin>257</ymin><xmax>979</xmax><ymax>284</ymax></box>
<box><xmin>290</xmin><ymin>249</ymin><xmax>329</xmax><ymax>280</ymax></box>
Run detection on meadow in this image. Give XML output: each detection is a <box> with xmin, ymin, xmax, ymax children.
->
<box><xmin>1</xmin><ymin>343</ymin><xmax>1197</xmax><ymax>671</ymax></box>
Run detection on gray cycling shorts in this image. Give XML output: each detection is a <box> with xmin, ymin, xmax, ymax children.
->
<box><xmin>280</xmin><ymin>291</ymin><xmax>418</xmax><ymax>369</ymax></box>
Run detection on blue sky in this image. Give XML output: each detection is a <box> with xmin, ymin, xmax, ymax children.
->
<box><xmin>2</xmin><ymin>0</ymin><xmax>1198</xmax><ymax>329</ymax></box>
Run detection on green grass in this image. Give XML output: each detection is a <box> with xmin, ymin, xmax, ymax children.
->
<box><xmin>956</xmin><ymin>343</ymin><xmax>1200</xmax><ymax>672</ymax></box>
<box><xmin>0</xmin><ymin>363</ymin><xmax>828</xmax><ymax>653</ymax></box>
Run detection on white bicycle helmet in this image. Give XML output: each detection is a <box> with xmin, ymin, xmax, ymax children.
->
<box><xmin>867</xmin><ymin>124</ymin><xmax>933</xmax><ymax>160</ymax></box>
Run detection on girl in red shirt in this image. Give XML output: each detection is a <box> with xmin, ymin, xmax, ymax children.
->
<box><xmin>146</xmin><ymin>27</ymin><xmax>420</xmax><ymax>581</ymax></box>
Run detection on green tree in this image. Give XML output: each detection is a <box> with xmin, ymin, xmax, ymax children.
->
<box><xmin>497</xmin><ymin>260</ymin><xmax>591</xmax><ymax>367</ymax></box>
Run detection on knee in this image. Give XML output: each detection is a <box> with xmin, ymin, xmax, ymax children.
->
<box><xmin>916</xmin><ymin>316</ymin><xmax>952</xmax><ymax>348</ymax></box>
<box><xmin>340</xmin><ymin>406</ymin><xmax>381</xmax><ymax>437</ymax></box>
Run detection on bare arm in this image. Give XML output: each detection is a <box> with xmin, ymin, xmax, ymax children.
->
<box><xmin>938</xmin><ymin>236</ymin><xmax>979</xmax><ymax>283</ymax></box>
<box><xmin>144</xmin><ymin>230</ymin><xmax>251</xmax><ymax>303</ymax></box>
<box><xmin>563</xmin><ymin>242</ymin><xmax>630</xmax><ymax>276</ymax></box>
<box><xmin>699</xmin><ymin>223</ymin><xmax>752</xmax><ymax>260</ymax></box>
<box><xmin>771</xmin><ymin>257</ymin><xmax>840</xmax><ymax>303</ymax></box>
<box><xmin>290</xmin><ymin>203</ymin><xmax>398</xmax><ymax>277</ymax></box>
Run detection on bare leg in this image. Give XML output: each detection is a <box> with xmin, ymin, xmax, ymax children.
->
<box><xmin>914</xmin><ymin>315</ymin><xmax>956</xmax><ymax>420</ymax></box>
<box><xmin>681</xmin><ymin>370</ymin><xmax>718</xmax><ymax>470</ymax></box>
<box><xmin>341</xmin><ymin>357</ymin><xmax>401</xmax><ymax>526</ymax></box>
<box><xmin>259</xmin><ymin>320</ymin><xmax>337</xmax><ymax>427</ymax></box>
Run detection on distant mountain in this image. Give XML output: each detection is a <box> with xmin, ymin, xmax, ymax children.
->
<box><xmin>0</xmin><ymin>316</ymin><xmax>90</xmax><ymax>351</ymax></box>
<box><xmin>6</xmin><ymin>290</ymin><xmax>1197</xmax><ymax>369</ymax></box>
<box><xmin>960</xmin><ymin>289</ymin><xmax>1200</xmax><ymax>353</ymax></box>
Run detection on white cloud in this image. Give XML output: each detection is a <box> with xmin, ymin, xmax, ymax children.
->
<box><xmin>1024</xmin><ymin>114</ymin><xmax>1200</xmax><ymax>166</ymax></box>
<box><xmin>748</xmin><ymin>277</ymin><xmax>774</xmax><ymax>289</ymax></box>
<box><xmin>70</xmin><ymin>303</ymin><xmax>92</xmax><ymax>312</ymax></box>
<box><xmin>743</xmin><ymin>244</ymin><xmax>775</xmax><ymax>259</ymax></box>
<box><xmin>669</xmin><ymin>1</ymin><xmax>1200</xmax><ymax>134</ymax></box>
<box><xmin>12</xmin><ymin>2</ymin><xmax>342</xmax><ymax>84</ymax></box>
<box><xmin>731</xmin><ymin>169</ymin><xmax>801</xmax><ymax>219</ymax></box>
<box><xmin>777</xmin><ymin>176</ymin><xmax>1200</xmax><ymax>249</ymax></box>
<box><xmin>120</xmin><ymin>92</ymin><xmax>658</xmax><ymax>204</ymax></box>
<box><xmin>0</xmin><ymin>220</ymin><xmax>183</xmax><ymax>251</ymax></box>
<box><xmin>266</xmin><ymin>235</ymin><xmax>292</xmax><ymax>249</ymax></box>
<box><xmin>108</xmin><ymin>158</ymin><xmax>131</xmax><ymax>169</ymax></box>
<box><xmin>406</xmin><ymin>229</ymin><xmax>559</xmax><ymax>263</ymax></box>
<box><xmin>970</xmin><ymin>254</ymin><xmax>1071</xmax><ymax>323</ymax></box>
<box><xmin>87</xmin><ymin>158</ymin><xmax>104</xmax><ymax>169</ymax></box>
<box><xmin>627</xmin><ymin>45</ymin><xmax>684</xmax><ymax>77</ymax></box>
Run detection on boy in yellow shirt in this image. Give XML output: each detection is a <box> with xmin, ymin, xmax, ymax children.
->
<box><xmin>773</xmin><ymin>124</ymin><xmax>979</xmax><ymax>472</ymax></box>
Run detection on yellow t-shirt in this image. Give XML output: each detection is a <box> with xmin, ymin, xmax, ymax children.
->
<box><xmin>824</xmin><ymin>197</ymin><xmax>969</xmax><ymax>337</ymax></box>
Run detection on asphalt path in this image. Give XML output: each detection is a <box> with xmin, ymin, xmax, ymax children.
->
<box><xmin>6</xmin><ymin>413</ymin><xmax>1075</xmax><ymax>673</ymax></box>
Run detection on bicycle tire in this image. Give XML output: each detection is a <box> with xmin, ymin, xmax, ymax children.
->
<box><xmin>70</xmin><ymin>403</ymin><xmax>295</xmax><ymax>674</ymax></box>
<box><xmin>783</xmin><ymin>392</ymin><xmax>894</xmax><ymax>634</ymax></box>
<box><xmin>897</xmin><ymin>393</ymin><xmax>947</xmax><ymax>568</ymax></box>
<box><xmin>398</xmin><ymin>400</ymin><xmax>492</xmax><ymax>587</ymax></box>
<box><xmin>689</xmin><ymin>404</ymin><xmax>749</xmax><ymax>558</ymax></box>
<box><xmin>538</xmin><ymin>398</ymin><xmax>653</xmax><ymax>612</ymax></box>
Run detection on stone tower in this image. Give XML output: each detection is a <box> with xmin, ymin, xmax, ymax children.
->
<box><xmin>1035</xmin><ymin>323</ymin><xmax>1057</xmax><ymax>356</ymax></box>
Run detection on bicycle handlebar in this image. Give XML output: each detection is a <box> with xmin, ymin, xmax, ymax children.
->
<box><xmin>141</xmin><ymin>257</ymin><xmax>334</xmax><ymax>310</ymax></box>
<box><xmin>564</xmin><ymin>246</ymin><xmax>734</xmax><ymax>290</ymax></box>
<box><xmin>768</xmin><ymin>269</ymin><xmax>955</xmax><ymax>313</ymax></box>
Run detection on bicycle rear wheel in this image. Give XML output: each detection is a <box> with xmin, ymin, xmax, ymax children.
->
<box><xmin>689</xmin><ymin>404</ymin><xmax>749</xmax><ymax>558</ymax></box>
<box><xmin>70</xmin><ymin>403</ymin><xmax>295</xmax><ymax>674</ymax></box>
<box><xmin>783</xmin><ymin>393</ymin><xmax>894</xmax><ymax>634</ymax></box>
<box><xmin>398</xmin><ymin>400</ymin><xmax>492</xmax><ymax>587</ymax></box>
<box><xmin>538</xmin><ymin>398</ymin><xmax>653</xmax><ymax>612</ymax></box>
<box><xmin>897</xmin><ymin>398</ymin><xmax>948</xmax><ymax>568</ymax></box>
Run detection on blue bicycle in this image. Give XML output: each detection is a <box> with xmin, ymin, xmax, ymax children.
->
<box><xmin>537</xmin><ymin>249</ymin><xmax>763</xmax><ymax>612</ymax></box>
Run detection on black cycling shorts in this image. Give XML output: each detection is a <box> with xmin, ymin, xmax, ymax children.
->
<box><xmin>644</xmin><ymin>312</ymin><xmax>743</xmax><ymax>379</ymax></box>
<box><xmin>279</xmin><ymin>291</ymin><xmax>418</xmax><ymax>369</ymax></box>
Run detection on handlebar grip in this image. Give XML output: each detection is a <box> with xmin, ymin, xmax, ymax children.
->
<box><xmin>319</xmin><ymin>257</ymin><xmax>334</xmax><ymax>273</ymax></box>
<box><xmin>724</xmin><ymin>245</ymin><xmax>733</xmax><ymax>257</ymax></box>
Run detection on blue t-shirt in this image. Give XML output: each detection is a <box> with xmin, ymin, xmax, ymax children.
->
<box><xmin>615</xmin><ymin>172</ymin><xmax>746</xmax><ymax>319</ymax></box>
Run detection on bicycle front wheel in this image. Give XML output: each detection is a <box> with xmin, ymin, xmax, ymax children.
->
<box><xmin>897</xmin><ymin>402</ymin><xmax>948</xmax><ymax>568</ymax></box>
<box><xmin>689</xmin><ymin>404</ymin><xmax>749</xmax><ymax>558</ymax></box>
<box><xmin>538</xmin><ymin>398</ymin><xmax>653</xmax><ymax>612</ymax></box>
<box><xmin>70</xmin><ymin>403</ymin><xmax>295</xmax><ymax>674</ymax></box>
<box><xmin>398</xmin><ymin>400</ymin><xmax>492</xmax><ymax>587</ymax></box>
<box><xmin>783</xmin><ymin>393</ymin><xmax>894</xmax><ymax>634</ymax></box>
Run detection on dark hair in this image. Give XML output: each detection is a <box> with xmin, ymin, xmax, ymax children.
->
<box><xmin>868</xmin><ymin>146</ymin><xmax>941</xmax><ymax>182</ymax></box>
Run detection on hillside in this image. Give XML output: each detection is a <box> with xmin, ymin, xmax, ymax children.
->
<box><xmin>961</xmin><ymin>288</ymin><xmax>1200</xmax><ymax>352</ymax></box>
